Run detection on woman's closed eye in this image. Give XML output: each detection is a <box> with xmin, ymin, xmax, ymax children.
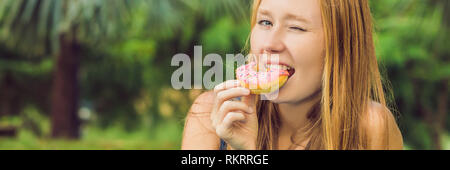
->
<box><xmin>289</xmin><ymin>26</ymin><xmax>307</xmax><ymax>32</ymax></box>
<box><xmin>258</xmin><ymin>19</ymin><xmax>307</xmax><ymax>32</ymax></box>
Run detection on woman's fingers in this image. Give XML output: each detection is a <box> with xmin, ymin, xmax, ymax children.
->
<box><xmin>211</xmin><ymin>87</ymin><xmax>249</xmax><ymax>126</ymax></box>
<box><xmin>211</xmin><ymin>80</ymin><xmax>252</xmax><ymax>131</ymax></box>
<box><xmin>215</xmin><ymin>87</ymin><xmax>250</xmax><ymax>107</ymax></box>
<box><xmin>211</xmin><ymin>80</ymin><xmax>243</xmax><ymax>121</ymax></box>
<box><xmin>213</xmin><ymin>101</ymin><xmax>252</xmax><ymax>126</ymax></box>
<box><xmin>241</xmin><ymin>94</ymin><xmax>257</xmax><ymax>113</ymax></box>
<box><xmin>216</xmin><ymin>112</ymin><xmax>246</xmax><ymax>139</ymax></box>
<box><xmin>213</xmin><ymin>80</ymin><xmax>241</xmax><ymax>94</ymax></box>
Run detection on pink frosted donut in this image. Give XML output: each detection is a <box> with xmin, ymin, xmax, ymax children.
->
<box><xmin>236</xmin><ymin>62</ymin><xmax>290</xmax><ymax>94</ymax></box>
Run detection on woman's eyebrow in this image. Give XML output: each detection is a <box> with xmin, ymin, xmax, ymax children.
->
<box><xmin>258</xmin><ymin>8</ymin><xmax>272</xmax><ymax>17</ymax></box>
<box><xmin>258</xmin><ymin>8</ymin><xmax>309</xmax><ymax>24</ymax></box>
<box><xmin>285</xmin><ymin>13</ymin><xmax>310</xmax><ymax>24</ymax></box>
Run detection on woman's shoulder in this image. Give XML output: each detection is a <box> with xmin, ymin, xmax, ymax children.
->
<box><xmin>188</xmin><ymin>90</ymin><xmax>215</xmax><ymax>115</ymax></box>
<box><xmin>182</xmin><ymin>90</ymin><xmax>219</xmax><ymax>150</ymax></box>
<box><xmin>185</xmin><ymin>90</ymin><xmax>215</xmax><ymax>126</ymax></box>
<box><xmin>364</xmin><ymin>101</ymin><xmax>398</xmax><ymax>131</ymax></box>
<box><xmin>362</xmin><ymin>101</ymin><xmax>403</xmax><ymax>149</ymax></box>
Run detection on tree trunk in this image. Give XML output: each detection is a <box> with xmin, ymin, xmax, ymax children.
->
<box><xmin>432</xmin><ymin>79</ymin><xmax>448</xmax><ymax>150</ymax></box>
<box><xmin>50</xmin><ymin>32</ymin><xmax>81</xmax><ymax>139</ymax></box>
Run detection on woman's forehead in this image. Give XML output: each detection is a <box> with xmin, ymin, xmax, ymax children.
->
<box><xmin>258</xmin><ymin>0</ymin><xmax>322</xmax><ymax>22</ymax></box>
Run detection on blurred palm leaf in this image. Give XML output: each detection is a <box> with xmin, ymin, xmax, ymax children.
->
<box><xmin>0</xmin><ymin>0</ymin><xmax>250</xmax><ymax>57</ymax></box>
<box><xmin>0</xmin><ymin>0</ymin><xmax>137</xmax><ymax>57</ymax></box>
<box><xmin>140</xmin><ymin>0</ymin><xmax>250</xmax><ymax>38</ymax></box>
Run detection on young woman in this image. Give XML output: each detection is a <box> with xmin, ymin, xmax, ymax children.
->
<box><xmin>182</xmin><ymin>0</ymin><xmax>403</xmax><ymax>150</ymax></box>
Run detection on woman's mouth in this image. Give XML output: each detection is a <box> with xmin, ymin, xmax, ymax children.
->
<box><xmin>265</xmin><ymin>64</ymin><xmax>296</xmax><ymax>79</ymax></box>
<box><xmin>287</xmin><ymin>68</ymin><xmax>295</xmax><ymax>78</ymax></box>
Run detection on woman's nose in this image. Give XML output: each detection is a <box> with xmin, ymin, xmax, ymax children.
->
<box><xmin>263</xmin><ymin>28</ymin><xmax>285</xmax><ymax>54</ymax></box>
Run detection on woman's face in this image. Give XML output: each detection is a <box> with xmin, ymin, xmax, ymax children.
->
<box><xmin>250</xmin><ymin>0</ymin><xmax>325</xmax><ymax>104</ymax></box>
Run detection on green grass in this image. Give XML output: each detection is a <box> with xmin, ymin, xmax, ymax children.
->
<box><xmin>0</xmin><ymin>120</ymin><xmax>183</xmax><ymax>150</ymax></box>
<box><xmin>443</xmin><ymin>133</ymin><xmax>450</xmax><ymax>150</ymax></box>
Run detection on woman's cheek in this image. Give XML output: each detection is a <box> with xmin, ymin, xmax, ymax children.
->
<box><xmin>289</xmin><ymin>40</ymin><xmax>324</xmax><ymax>99</ymax></box>
<box><xmin>250</xmin><ymin>29</ymin><xmax>265</xmax><ymax>51</ymax></box>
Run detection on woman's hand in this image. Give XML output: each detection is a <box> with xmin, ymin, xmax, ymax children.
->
<box><xmin>211</xmin><ymin>80</ymin><xmax>258</xmax><ymax>150</ymax></box>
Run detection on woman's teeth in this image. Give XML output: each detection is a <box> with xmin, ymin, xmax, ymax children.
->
<box><xmin>266</xmin><ymin>64</ymin><xmax>293</xmax><ymax>71</ymax></box>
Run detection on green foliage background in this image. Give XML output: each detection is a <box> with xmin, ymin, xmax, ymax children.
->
<box><xmin>0</xmin><ymin>0</ymin><xmax>448</xmax><ymax>150</ymax></box>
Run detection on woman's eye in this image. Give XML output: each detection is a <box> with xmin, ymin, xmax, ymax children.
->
<box><xmin>290</xmin><ymin>26</ymin><xmax>307</xmax><ymax>32</ymax></box>
<box><xmin>258</xmin><ymin>20</ymin><xmax>273</xmax><ymax>27</ymax></box>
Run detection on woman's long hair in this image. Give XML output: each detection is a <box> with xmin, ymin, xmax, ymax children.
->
<box><xmin>248</xmin><ymin>0</ymin><xmax>393</xmax><ymax>150</ymax></box>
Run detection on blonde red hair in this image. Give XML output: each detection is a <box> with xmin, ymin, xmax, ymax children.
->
<box><xmin>249</xmin><ymin>0</ymin><xmax>392</xmax><ymax>150</ymax></box>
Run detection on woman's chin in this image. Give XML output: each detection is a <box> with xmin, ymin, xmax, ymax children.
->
<box><xmin>260</xmin><ymin>89</ymin><xmax>281</xmax><ymax>101</ymax></box>
<box><xmin>261</xmin><ymin>73</ymin><xmax>302</xmax><ymax>102</ymax></box>
<box><xmin>261</xmin><ymin>86</ymin><xmax>289</xmax><ymax>103</ymax></box>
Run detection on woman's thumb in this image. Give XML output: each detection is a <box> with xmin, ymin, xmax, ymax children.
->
<box><xmin>241</xmin><ymin>94</ymin><xmax>257</xmax><ymax>112</ymax></box>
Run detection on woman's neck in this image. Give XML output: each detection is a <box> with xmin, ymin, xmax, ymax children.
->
<box><xmin>277</xmin><ymin>91</ymin><xmax>321</xmax><ymax>136</ymax></box>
